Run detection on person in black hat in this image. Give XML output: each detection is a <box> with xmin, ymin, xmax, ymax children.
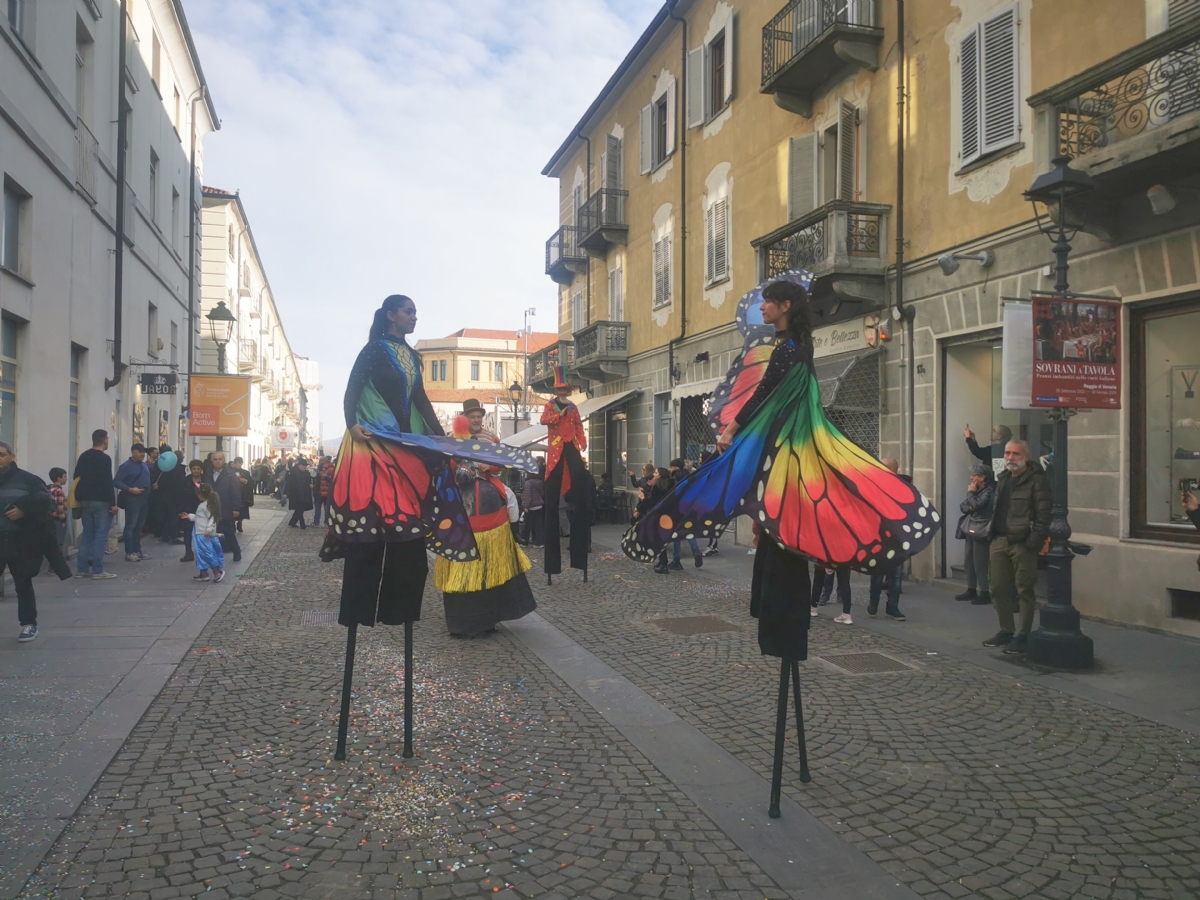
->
<box><xmin>462</xmin><ymin>398</ymin><xmax>499</xmax><ymax>444</ymax></box>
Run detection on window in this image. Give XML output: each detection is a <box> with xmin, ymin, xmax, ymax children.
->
<box><xmin>0</xmin><ymin>318</ymin><xmax>17</xmax><ymax>449</ymax></box>
<box><xmin>687</xmin><ymin>13</ymin><xmax>734</xmax><ymax>128</ymax></box>
<box><xmin>959</xmin><ymin>5</ymin><xmax>1019</xmax><ymax>167</ymax></box>
<box><xmin>149</xmin><ymin>150</ymin><xmax>159</xmax><ymax>224</ymax></box>
<box><xmin>573</xmin><ymin>184</ymin><xmax>584</xmax><ymax>227</ymax></box>
<box><xmin>173</xmin><ymin>86</ymin><xmax>181</xmax><ymax>131</ymax></box>
<box><xmin>6</xmin><ymin>0</ymin><xmax>23</xmax><ymax>36</ymax></box>
<box><xmin>151</xmin><ymin>30</ymin><xmax>162</xmax><ymax>90</ymax></box>
<box><xmin>639</xmin><ymin>79</ymin><xmax>677</xmax><ymax>174</ymax></box>
<box><xmin>787</xmin><ymin>100</ymin><xmax>857</xmax><ymax>220</ymax></box>
<box><xmin>76</xmin><ymin>21</ymin><xmax>94</xmax><ymax>126</ymax></box>
<box><xmin>170</xmin><ymin>321</ymin><xmax>178</xmax><ymax>366</ymax></box>
<box><xmin>608</xmin><ymin>265</ymin><xmax>624</xmax><ymax>321</ymax></box>
<box><xmin>69</xmin><ymin>346</ymin><xmax>83</xmax><ymax>470</ymax></box>
<box><xmin>494</xmin><ymin>361</ymin><xmax>504</xmax><ymax>382</ymax></box>
<box><xmin>470</xmin><ymin>360</ymin><xmax>480</xmax><ymax>381</ymax></box>
<box><xmin>1170</xmin><ymin>0</ymin><xmax>1200</xmax><ymax>26</ymax></box>
<box><xmin>171</xmin><ymin>188</ymin><xmax>180</xmax><ymax>250</ymax></box>
<box><xmin>705</xmin><ymin>197</ymin><xmax>729</xmax><ymax>284</ymax></box>
<box><xmin>242</xmin><ymin>261</ymin><xmax>251</xmax><ymax>289</ymax></box>
<box><xmin>571</xmin><ymin>291</ymin><xmax>585</xmax><ymax>333</ymax></box>
<box><xmin>1132</xmin><ymin>299</ymin><xmax>1200</xmax><ymax>543</ymax></box>
<box><xmin>148</xmin><ymin>302</ymin><xmax>159</xmax><ymax>357</ymax></box>
<box><xmin>653</xmin><ymin>236</ymin><xmax>672</xmax><ymax>309</ymax></box>
<box><xmin>439</xmin><ymin>360</ymin><xmax>446</xmax><ymax>381</ymax></box>
<box><xmin>2</xmin><ymin>180</ymin><xmax>28</xmax><ymax>276</ymax></box>
<box><xmin>227</xmin><ymin>224</ymin><xmax>235</xmax><ymax>258</ymax></box>
<box><xmin>123</xmin><ymin>102</ymin><xmax>133</xmax><ymax>180</ymax></box>
<box><xmin>601</xmin><ymin>135</ymin><xmax>623</xmax><ymax>191</ymax></box>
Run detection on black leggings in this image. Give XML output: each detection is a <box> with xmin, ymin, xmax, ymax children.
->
<box><xmin>289</xmin><ymin>510</ymin><xmax>307</xmax><ymax>528</ymax></box>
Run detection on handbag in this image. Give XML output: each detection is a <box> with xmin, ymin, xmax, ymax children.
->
<box><xmin>964</xmin><ymin>516</ymin><xmax>990</xmax><ymax>540</ymax></box>
<box><xmin>68</xmin><ymin>476</ymin><xmax>83</xmax><ymax>519</ymax></box>
<box><xmin>117</xmin><ymin>490</ymin><xmax>127</xmax><ymax>510</ymax></box>
<box><xmin>954</xmin><ymin>513</ymin><xmax>968</xmax><ymax>541</ymax></box>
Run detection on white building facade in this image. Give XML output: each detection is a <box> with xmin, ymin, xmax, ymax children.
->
<box><xmin>293</xmin><ymin>354</ymin><xmax>321</xmax><ymax>456</ymax></box>
<box><xmin>1</xmin><ymin>0</ymin><xmax>217</xmax><ymax>472</ymax></box>
<box><xmin>199</xmin><ymin>187</ymin><xmax>306</xmax><ymax>465</ymax></box>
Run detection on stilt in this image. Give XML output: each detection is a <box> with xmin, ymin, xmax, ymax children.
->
<box><xmin>547</xmin><ymin>573</ymin><xmax>552</xmax><ymax>585</ymax></box>
<box><xmin>767</xmin><ymin>656</ymin><xmax>789</xmax><ymax>818</ymax></box>
<box><xmin>791</xmin><ymin>658</ymin><xmax>811</xmax><ymax>783</ymax></box>
<box><xmin>334</xmin><ymin>623</ymin><xmax>358</xmax><ymax>761</ymax></box>
<box><xmin>403</xmin><ymin>620</ymin><xmax>414</xmax><ymax>759</ymax></box>
<box><xmin>583</xmin><ymin>563</ymin><xmax>587</xmax><ymax>583</ymax></box>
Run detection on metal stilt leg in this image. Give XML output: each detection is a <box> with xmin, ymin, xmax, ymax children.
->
<box><xmin>768</xmin><ymin>656</ymin><xmax>789</xmax><ymax>818</ymax></box>
<box><xmin>334</xmin><ymin>624</ymin><xmax>358</xmax><ymax>761</ymax></box>
<box><xmin>791</xmin><ymin>658</ymin><xmax>811</xmax><ymax>783</ymax></box>
<box><xmin>403</xmin><ymin>620</ymin><xmax>414</xmax><ymax>759</ymax></box>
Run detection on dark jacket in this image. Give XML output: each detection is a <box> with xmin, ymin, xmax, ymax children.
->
<box><xmin>204</xmin><ymin>467</ymin><xmax>242</xmax><ymax>523</ymax></box>
<box><xmin>989</xmin><ymin>461</ymin><xmax>1052</xmax><ymax>550</ymax></box>
<box><xmin>177</xmin><ymin>475</ymin><xmax>205</xmax><ymax>517</ymax></box>
<box><xmin>0</xmin><ymin>464</ymin><xmax>71</xmax><ymax>579</ymax></box>
<box><xmin>285</xmin><ymin>469</ymin><xmax>314</xmax><ymax>511</ymax></box>
<box><xmin>521</xmin><ymin>475</ymin><xmax>545</xmax><ymax>510</ymax></box>
<box><xmin>635</xmin><ymin>480</ymin><xmax>669</xmax><ymax>521</ymax></box>
<box><xmin>233</xmin><ymin>466</ymin><xmax>255</xmax><ymax>505</ymax></box>
<box><xmin>959</xmin><ymin>483</ymin><xmax>995</xmax><ymax>539</ymax></box>
<box><xmin>73</xmin><ymin>448</ymin><xmax>115</xmax><ymax>504</ymax></box>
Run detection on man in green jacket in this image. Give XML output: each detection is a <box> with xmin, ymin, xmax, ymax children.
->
<box><xmin>982</xmin><ymin>439</ymin><xmax>1052</xmax><ymax>655</ymax></box>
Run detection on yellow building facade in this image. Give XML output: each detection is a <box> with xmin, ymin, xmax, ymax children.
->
<box><xmin>538</xmin><ymin>0</ymin><xmax>1200</xmax><ymax>635</ymax></box>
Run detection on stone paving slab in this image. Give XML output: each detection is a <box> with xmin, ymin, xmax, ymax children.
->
<box><xmin>17</xmin><ymin>524</ymin><xmax>793</xmax><ymax>900</ymax></box>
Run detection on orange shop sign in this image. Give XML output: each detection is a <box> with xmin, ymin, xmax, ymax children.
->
<box><xmin>188</xmin><ymin>375</ymin><xmax>251</xmax><ymax>436</ymax></box>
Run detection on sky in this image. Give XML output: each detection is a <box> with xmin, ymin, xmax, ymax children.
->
<box><xmin>188</xmin><ymin>0</ymin><xmax>663</xmax><ymax>444</ymax></box>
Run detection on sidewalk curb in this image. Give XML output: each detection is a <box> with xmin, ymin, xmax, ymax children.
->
<box><xmin>3</xmin><ymin>509</ymin><xmax>288</xmax><ymax>900</ymax></box>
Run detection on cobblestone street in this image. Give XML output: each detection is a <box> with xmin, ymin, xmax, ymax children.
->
<box><xmin>14</xmin><ymin>520</ymin><xmax>1200</xmax><ymax>900</ymax></box>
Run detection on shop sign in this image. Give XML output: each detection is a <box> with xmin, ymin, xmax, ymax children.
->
<box><xmin>811</xmin><ymin>316</ymin><xmax>879</xmax><ymax>360</ymax></box>
<box><xmin>188</xmin><ymin>374</ymin><xmax>251</xmax><ymax>436</ymax></box>
<box><xmin>271</xmin><ymin>425</ymin><xmax>299</xmax><ymax>449</ymax></box>
<box><xmin>1030</xmin><ymin>292</ymin><xmax>1121</xmax><ymax>409</ymax></box>
<box><xmin>139</xmin><ymin>372</ymin><xmax>177</xmax><ymax>394</ymax></box>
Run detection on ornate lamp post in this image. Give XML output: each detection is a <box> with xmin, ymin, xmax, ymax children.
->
<box><xmin>205</xmin><ymin>300</ymin><xmax>236</xmax><ymax>450</ymax></box>
<box><xmin>507</xmin><ymin>381</ymin><xmax>522</xmax><ymax>438</ymax></box>
<box><xmin>1022</xmin><ymin>155</ymin><xmax>1096</xmax><ymax>669</ymax></box>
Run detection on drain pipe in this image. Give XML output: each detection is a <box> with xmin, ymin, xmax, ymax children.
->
<box><xmin>894</xmin><ymin>0</ymin><xmax>915</xmax><ymax>475</ymax></box>
<box><xmin>666</xmin><ymin>0</ymin><xmax>687</xmax><ymax>388</ymax></box>
<box><xmin>579</xmin><ymin>132</ymin><xmax>591</xmax><ymax>328</ymax></box>
<box><xmin>185</xmin><ymin>87</ymin><xmax>204</xmax><ymax>382</ymax></box>
<box><xmin>106</xmin><ymin>0</ymin><xmax>130</xmax><ymax>391</ymax></box>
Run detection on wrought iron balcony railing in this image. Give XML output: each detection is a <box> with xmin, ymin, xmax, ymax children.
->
<box><xmin>754</xmin><ymin>200</ymin><xmax>888</xmax><ymax>278</ymax></box>
<box><xmin>75</xmin><ymin>118</ymin><xmax>98</xmax><ymax>204</ymax></box>
<box><xmin>1031</xmin><ymin>17</ymin><xmax>1200</xmax><ymax>162</ymax></box>
<box><xmin>527</xmin><ymin>341</ymin><xmax>576</xmax><ymax>389</ymax></box>
<box><xmin>577</xmin><ymin>189</ymin><xmax>629</xmax><ymax>255</ymax></box>
<box><xmin>238</xmin><ymin>339</ymin><xmax>258</xmax><ymax>373</ymax></box>
<box><xmin>761</xmin><ymin>0</ymin><xmax>880</xmax><ymax>116</ymax></box>
<box><xmin>573</xmin><ymin>321</ymin><xmax>630</xmax><ymax>383</ymax></box>
<box><xmin>545</xmin><ymin>225</ymin><xmax>587</xmax><ymax>285</ymax></box>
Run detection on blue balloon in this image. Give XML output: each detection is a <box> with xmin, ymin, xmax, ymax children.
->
<box><xmin>157</xmin><ymin>451</ymin><xmax>178</xmax><ymax>472</ymax></box>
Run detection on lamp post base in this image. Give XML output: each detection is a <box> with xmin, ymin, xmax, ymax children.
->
<box><xmin>1027</xmin><ymin>604</ymin><xmax>1094</xmax><ymax>669</ymax></box>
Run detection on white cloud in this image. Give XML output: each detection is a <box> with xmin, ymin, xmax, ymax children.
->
<box><xmin>188</xmin><ymin>0</ymin><xmax>662</xmax><ymax>442</ymax></box>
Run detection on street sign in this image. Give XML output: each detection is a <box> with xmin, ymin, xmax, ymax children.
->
<box><xmin>139</xmin><ymin>372</ymin><xmax>177</xmax><ymax>394</ymax></box>
<box><xmin>270</xmin><ymin>425</ymin><xmax>298</xmax><ymax>449</ymax></box>
<box><xmin>189</xmin><ymin>374</ymin><xmax>252</xmax><ymax>436</ymax></box>
<box><xmin>1030</xmin><ymin>292</ymin><xmax>1121</xmax><ymax>409</ymax></box>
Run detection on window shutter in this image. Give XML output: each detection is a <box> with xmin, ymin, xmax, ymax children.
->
<box><xmin>606</xmin><ymin>135</ymin><xmax>622</xmax><ymax>190</ymax></box>
<box><xmin>837</xmin><ymin>100</ymin><xmax>856</xmax><ymax>201</ymax></box>
<box><xmin>1170</xmin><ymin>0</ymin><xmax>1200</xmax><ymax>26</ymax></box>
<box><xmin>705</xmin><ymin>205</ymin><xmax>716</xmax><ymax>282</ymax></box>
<box><xmin>959</xmin><ymin>29</ymin><xmax>981</xmax><ymax>164</ymax></box>
<box><xmin>787</xmin><ymin>133</ymin><xmax>818</xmax><ymax>220</ymax></box>
<box><xmin>686</xmin><ymin>46</ymin><xmax>705</xmax><ymax>128</ymax></box>
<box><xmin>715</xmin><ymin>198</ymin><xmax>728</xmax><ymax>279</ymax></box>
<box><xmin>572</xmin><ymin>291</ymin><xmax>584</xmax><ymax>333</ymax></box>
<box><xmin>723</xmin><ymin>10</ymin><xmax>734</xmax><ymax>105</ymax></box>
<box><xmin>665</xmin><ymin>79</ymin><xmax>677</xmax><ymax>156</ymax></box>
<box><xmin>653</xmin><ymin>240</ymin><xmax>664</xmax><ymax>307</ymax></box>
<box><xmin>640</xmin><ymin>104</ymin><xmax>653</xmax><ymax>174</ymax></box>
<box><xmin>663</xmin><ymin>235</ymin><xmax>672</xmax><ymax>304</ymax></box>
<box><xmin>608</xmin><ymin>267</ymin><xmax>624</xmax><ymax>320</ymax></box>
<box><xmin>980</xmin><ymin>7</ymin><xmax>1019</xmax><ymax>154</ymax></box>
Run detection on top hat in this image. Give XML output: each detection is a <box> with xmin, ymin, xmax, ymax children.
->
<box><xmin>462</xmin><ymin>398</ymin><xmax>484</xmax><ymax>415</ymax></box>
<box><xmin>552</xmin><ymin>366</ymin><xmax>571</xmax><ymax>390</ymax></box>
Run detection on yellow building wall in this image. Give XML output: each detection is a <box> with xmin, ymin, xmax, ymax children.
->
<box><xmin>551</xmin><ymin>0</ymin><xmax>1152</xmax><ymax>356</ymax></box>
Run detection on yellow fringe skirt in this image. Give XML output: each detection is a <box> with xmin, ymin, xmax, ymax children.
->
<box><xmin>434</xmin><ymin>522</ymin><xmax>530</xmax><ymax>593</ymax></box>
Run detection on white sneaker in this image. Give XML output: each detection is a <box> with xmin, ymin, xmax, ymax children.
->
<box><xmin>810</xmin><ymin>607</ymin><xmax>818</xmax><ymax>617</ymax></box>
<box><xmin>834</xmin><ymin>613</ymin><xmax>853</xmax><ymax>625</ymax></box>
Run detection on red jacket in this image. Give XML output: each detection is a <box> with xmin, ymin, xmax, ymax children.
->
<box><xmin>541</xmin><ymin>399</ymin><xmax>586</xmax><ymax>493</ymax></box>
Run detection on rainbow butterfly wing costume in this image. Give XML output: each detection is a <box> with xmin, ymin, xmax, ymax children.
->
<box><xmin>622</xmin><ymin>274</ymin><xmax>939</xmax><ymax>574</ymax></box>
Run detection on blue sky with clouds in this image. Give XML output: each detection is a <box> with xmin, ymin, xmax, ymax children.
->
<box><xmin>188</xmin><ymin>0</ymin><xmax>663</xmax><ymax>442</ymax></box>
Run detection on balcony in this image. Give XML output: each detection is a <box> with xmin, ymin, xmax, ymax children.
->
<box><xmin>572</xmin><ymin>320</ymin><xmax>630</xmax><ymax>383</ymax></box>
<box><xmin>527</xmin><ymin>340</ymin><xmax>576</xmax><ymax>392</ymax></box>
<box><xmin>75</xmin><ymin>118</ymin><xmax>98</xmax><ymax>204</ymax></box>
<box><xmin>238</xmin><ymin>339</ymin><xmax>258</xmax><ymax>374</ymax></box>
<box><xmin>546</xmin><ymin>225</ymin><xmax>588</xmax><ymax>285</ymax></box>
<box><xmin>752</xmin><ymin>200</ymin><xmax>890</xmax><ymax>323</ymax></box>
<box><xmin>577</xmin><ymin>189</ymin><xmax>628</xmax><ymax>256</ymax></box>
<box><xmin>1029</xmin><ymin>17</ymin><xmax>1200</xmax><ymax>238</ymax></box>
<box><xmin>761</xmin><ymin>0</ymin><xmax>882</xmax><ymax>117</ymax></box>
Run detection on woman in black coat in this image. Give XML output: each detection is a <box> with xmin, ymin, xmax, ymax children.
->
<box><xmin>285</xmin><ymin>460</ymin><xmax>314</xmax><ymax>529</ymax></box>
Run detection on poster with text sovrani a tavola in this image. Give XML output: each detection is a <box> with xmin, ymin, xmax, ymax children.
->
<box><xmin>1031</xmin><ymin>293</ymin><xmax>1121</xmax><ymax>409</ymax></box>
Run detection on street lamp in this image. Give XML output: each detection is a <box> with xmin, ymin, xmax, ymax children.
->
<box><xmin>1022</xmin><ymin>155</ymin><xmax>1096</xmax><ymax>670</ymax></box>
<box><xmin>205</xmin><ymin>300</ymin><xmax>236</xmax><ymax>450</ymax></box>
<box><xmin>206</xmin><ymin>301</ymin><xmax>236</xmax><ymax>374</ymax></box>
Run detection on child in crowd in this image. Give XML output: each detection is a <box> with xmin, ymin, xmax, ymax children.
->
<box><xmin>48</xmin><ymin>467</ymin><xmax>70</xmax><ymax>555</ymax></box>
<box><xmin>182</xmin><ymin>483</ymin><xmax>224</xmax><ymax>583</ymax></box>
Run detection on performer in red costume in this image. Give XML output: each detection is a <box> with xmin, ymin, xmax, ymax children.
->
<box><xmin>541</xmin><ymin>366</ymin><xmax>589</xmax><ymax>580</ymax></box>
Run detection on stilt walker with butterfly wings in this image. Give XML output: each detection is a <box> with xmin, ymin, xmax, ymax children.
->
<box><xmin>319</xmin><ymin>295</ymin><xmax>539</xmax><ymax>762</ymax></box>
<box><xmin>621</xmin><ymin>272</ymin><xmax>941</xmax><ymax>816</ymax></box>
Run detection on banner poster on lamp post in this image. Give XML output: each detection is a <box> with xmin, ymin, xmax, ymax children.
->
<box><xmin>1030</xmin><ymin>292</ymin><xmax>1122</xmax><ymax>409</ymax></box>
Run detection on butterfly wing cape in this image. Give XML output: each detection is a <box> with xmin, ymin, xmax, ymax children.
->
<box><xmin>708</xmin><ymin>332</ymin><xmax>775</xmax><ymax>439</ymax></box>
<box><xmin>622</xmin><ymin>358</ymin><xmax>940</xmax><ymax>573</ymax></box>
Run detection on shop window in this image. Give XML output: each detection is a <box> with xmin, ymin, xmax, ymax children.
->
<box><xmin>1131</xmin><ymin>298</ymin><xmax>1200</xmax><ymax>542</ymax></box>
<box><xmin>0</xmin><ymin>317</ymin><xmax>18</xmax><ymax>449</ymax></box>
<box><xmin>679</xmin><ymin>395</ymin><xmax>714</xmax><ymax>463</ymax></box>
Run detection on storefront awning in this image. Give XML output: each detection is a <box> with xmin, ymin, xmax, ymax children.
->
<box><xmin>672</xmin><ymin>377</ymin><xmax>723</xmax><ymax>401</ymax></box>
<box><xmin>501</xmin><ymin>388</ymin><xmax>642</xmax><ymax>448</ymax></box>
<box><xmin>814</xmin><ymin>347</ymin><xmax>884</xmax><ymax>411</ymax></box>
